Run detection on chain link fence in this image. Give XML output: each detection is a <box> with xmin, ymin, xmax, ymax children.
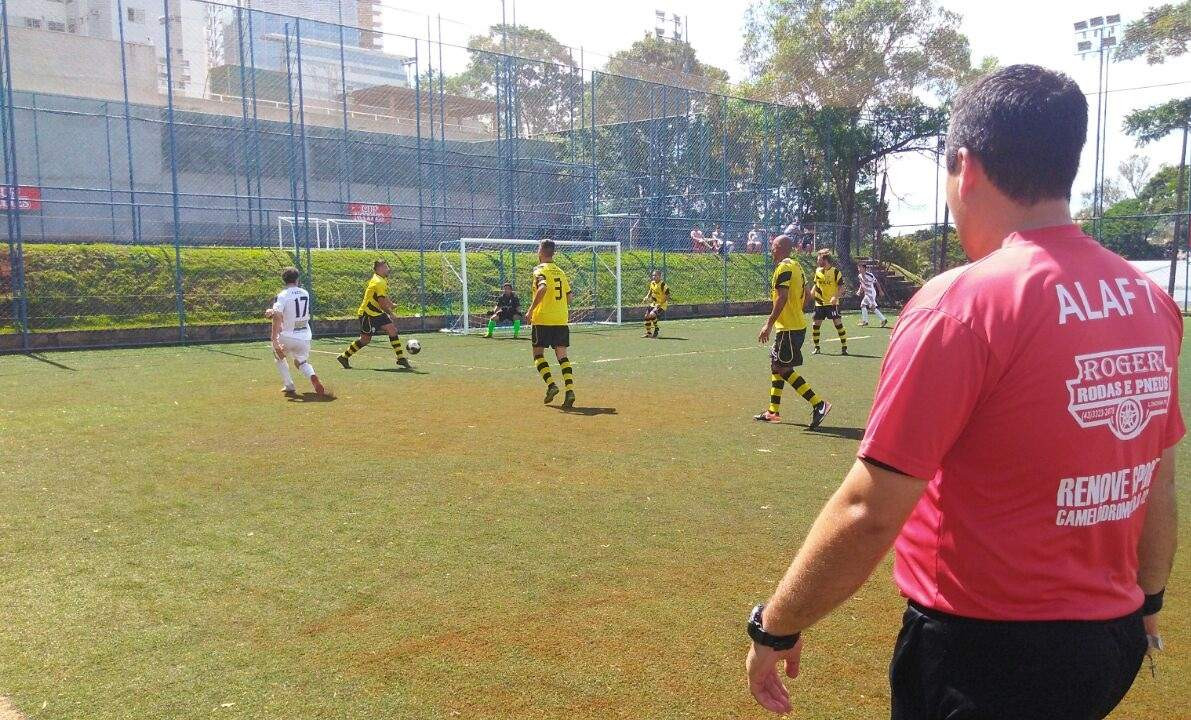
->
<box><xmin>4</xmin><ymin>2</ymin><xmax>1182</xmax><ymax>348</ymax></box>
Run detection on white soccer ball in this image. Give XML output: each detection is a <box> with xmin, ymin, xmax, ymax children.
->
<box><xmin>406</xmin><ymin>338</ymin><xmax>421</xmax><ymax>355</ymax></box>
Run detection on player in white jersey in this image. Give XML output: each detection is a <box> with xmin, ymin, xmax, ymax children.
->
<box><xmin>856</xmin><ymin>262</ymin><xmax>888</xmax><ymax>327</ymax></box>
<box><xmin>264</xmin><ymin>267</ymin><xmax>326</xmax><ymax>397</ymax></box>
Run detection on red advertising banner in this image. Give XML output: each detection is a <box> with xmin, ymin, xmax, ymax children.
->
<box><xmin>347</xmin><ymin>202</ymin><xmax>392</xmax><ymax>224</ymax></box>
<box><xmin>0</xmin><ymin>185</ymin><xmax>41</xmax><ymax>212</ymax></box>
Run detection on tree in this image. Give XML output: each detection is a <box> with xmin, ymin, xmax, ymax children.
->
<box><xmin>743</xmin><ymin>0</ymin><xmax>987</xmax><ymax>274</ymax></box>
<box><xmin>447</xmin><ymin>25</ymin><xmax>582</xmax><ymax>137</ymax></box>
<box><xmin>1119</xmin><ymin>154</ymin><xmax>1153</xmax><ymax>196</ymax></box>
<box><xmin>1124</xmin><ymin>97</ymin><xmax>1191</xmax><ymax>290</ymax></box>
<box><xmin>604</xmin><ymin>35</ymin><xmax>729</xmax><ymax>92</ymax></box>
<box><xmin>1115</xmin><ymin>1</ymin><xmax>1191</xmax><ymax>64</ymax></box>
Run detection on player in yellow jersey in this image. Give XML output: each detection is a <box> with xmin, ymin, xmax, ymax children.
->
<box><xmin>756</xmin><ymin>235</ymin><xmax>830</xmax><ymax>428</ymax></box>
<box><xmin>336</xmin><ymin>259</ymin><xmax>412</xmax><ymax>370</ymax></box>
<box><xmin>642</xmin><ymin>270</ymin><xmax>671</xmax><ymax>338</ymax></box>
<box><xmin>526</xmin><ymin>239</ymin><xmax>576</xmax><ymax>409</ymax></box>
<box><xmin>811</xmin><ymin>249</ymin><xmax>848</xmax><ymax>355</ymax></box>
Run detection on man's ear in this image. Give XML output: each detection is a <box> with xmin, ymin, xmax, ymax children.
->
<box><xmin>954</xmin><ymin>147</ymin><xmax>982</xmax><ymax>201</ymax></box>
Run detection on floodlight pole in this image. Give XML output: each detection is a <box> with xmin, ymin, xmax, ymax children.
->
<box><xmin>1074</xmin><ymin>13</ymin><xmax>1120</xmax><ymax>242</ymax></box>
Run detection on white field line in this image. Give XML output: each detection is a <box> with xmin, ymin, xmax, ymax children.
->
<box><xmin>305</xmin><ymin>334</ymin><xmax>874</xmax><ymax>372</ymax></box>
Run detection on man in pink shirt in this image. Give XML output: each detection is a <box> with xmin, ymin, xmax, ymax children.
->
<box><xmin>744</xmin><ymin>65</ymin><xmax>1181</xmax><ymax>719</ymax></box>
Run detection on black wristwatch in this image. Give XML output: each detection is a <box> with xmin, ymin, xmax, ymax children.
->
<box><xmin>747</xmin><ymin>603</ymin><xmax>801</xmax><ymax>650</ymax></box>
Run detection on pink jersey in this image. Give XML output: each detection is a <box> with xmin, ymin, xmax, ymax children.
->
<box><xmin>859</xmin><ymin>224</ymin><xmax>1184</xmax><ymax>621</ymax></box>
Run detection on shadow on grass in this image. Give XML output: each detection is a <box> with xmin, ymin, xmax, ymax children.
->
<box><xmin>650</xmin><ymin>336</ymin><xmax>689</xmax><ymax>341</ymax></box>
<box><xmin>791</xmin><ymin>424</ymin><xmax>865</xmax><ymax>441</ymax></box>
<box><xmin>553</xmin><ymin>405</ymin><xmax>618</xmax><ymax>416</ymax></box>
<box><xmin>25</xmin><ymin>353</ymin><xmax>77</xmax><ymax>371</ymax></box>
<box><xmin>834</xmin><ymin>352</ymin><xmax>883</xmax><ymax>359</ymax></box>
<box><xmin>371</xmin><ymin>367</ymin><xmax>431</xmax><ymax>375</ymax></box>
<box><xmin>287</xmin><ymin>392</ymin><xmax>337</xmax><ymax>403</ymax></box>
<box><xmin>191</xmin><ymin>345</ymin><xmax>262</xmax><ymax>361</ymax></box>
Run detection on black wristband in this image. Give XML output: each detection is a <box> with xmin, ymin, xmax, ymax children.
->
<box><xmin>747</xmin><ymin>603</ymin><xmax>801</xmax><ymax>651</ymax></box>
<box><xmin>1141</xmin><ymin>588</ymin><xmax>1164</xmax><ymax>616</ymax></box>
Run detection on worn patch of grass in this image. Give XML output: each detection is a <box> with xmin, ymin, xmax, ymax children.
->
<box><xmin>0</xmin><ymin>316</ymin><xmax>1186</xmax><ymax>719</ymax></box>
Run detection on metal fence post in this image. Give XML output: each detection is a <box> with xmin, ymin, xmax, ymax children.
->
<box><xmin>116</xmin><ymin>0</ymin><xmax>139</xmax><ymax>244</ymax></box>
<box><xmin>0</xmin><ymin>0</ymin><xmax>28</xmax><ymax>347</ymax></box>
<box><xmin>294</xmin><ymin>20</ymin><xmax>314</xmax><ymax>305</ymax></box>
<box><xmin>161</xmin><ymin>0</ymin><xmax>186</xmax><ymax>340</ymax></box>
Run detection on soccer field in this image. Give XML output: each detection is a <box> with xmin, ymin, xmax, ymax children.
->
<box><xmin>0</xmin><ymin>315</ymin><xmax>1187</xmax><ymax>719</ymax></box>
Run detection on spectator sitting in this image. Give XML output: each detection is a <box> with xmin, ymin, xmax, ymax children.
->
<box><xmin>691</xmin><ymin>228</ymin><xmax>715</xmax><ymax>252</ymax></box>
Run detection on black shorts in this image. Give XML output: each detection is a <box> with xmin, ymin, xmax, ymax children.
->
<box><xmin>890</xmin><ymin>602</ymin><xmax>1146</xmax><ymax>720</ymax></box>
<box><xmin>531</xmin><ymin>324</ymin><xmax>570</xmax><ymax>348</ymax></box>
<box><xmin>770</xmin><ymin>329</ymin><xmax>805</xmax><ymax>367</ymax></box>
<box><xmin>359</xmin><ymin>313</ymin><xmax>394</xmax><ymax>336</ymax></box>
<box><xmin>813</xmin><ymin>305</ymin><xmax>841</xmax><ymax>322</ymax></box>
<box><xmin>648</xmin><ymin>305</ymin><xmax>666</xmax><ymax>317</ymax></box>
<box><xmin>492</xmin><ymin>309</ymin><xmax>520</xmax><ymax>322</ymax></box>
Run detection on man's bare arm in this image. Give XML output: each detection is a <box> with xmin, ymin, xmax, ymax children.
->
<box><xmin>525</xmin><ymin>282</ymin><xmax>547</xmax><ymax>321</ymax></box>
<box><xmin>1138</xmin><ymin>446</ymin><xmax>1178</xmax><ymax>595</ymax></box>
<box><xmin>762</xmin><ymin>459</ymin><xmax>926</xmax><ymax>635</ymax></box>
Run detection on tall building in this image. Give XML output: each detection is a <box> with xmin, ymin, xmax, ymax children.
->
<box><xmin>357</xmin><ymin>0</ymin><xmax>383</xmax><ymax>51</ymax></box>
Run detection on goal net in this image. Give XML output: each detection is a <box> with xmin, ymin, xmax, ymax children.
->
<box><xmin>440</xmin><ymin>238</ymin><xmax>623</xmax><ymax>335</ymax></box>
<box><xmin>277</xmin><ymin>217</ymin><xmax>372</xmax><ymax>250</ymax></box>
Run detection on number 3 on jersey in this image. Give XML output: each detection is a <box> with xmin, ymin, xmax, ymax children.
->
<box><xmin>553</xmin><ymin>277</ymin><xmax>563</xmax><ymax>300</ymax></box>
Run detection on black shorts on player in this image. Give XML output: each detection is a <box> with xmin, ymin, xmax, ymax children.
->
<box><xmin>531</xmin><ymin>324</ymin><xmax>570</xmax><ymax>348</ymax></box>
<box><xmin>359</xmin><ymin>312</ymin><xmax>393</xmax><ymax>335</ymax></box>
<box><xmin>813</xmin><ymin>305</ymin><xmax>841</xmax><ymax>323</ymax></box>
<box><xmin>770</xmin><ymin>329</ymin><xmax>806</xmax><ymax>368</ymax></box>
<box><xmin>648</xmin><ymin>304</ymin><xmax>666</xmax><ymax>318</ymax></box>
<box><xmin>492</xmin><ymin>308</ymin><xmax>519</xmax><ymax>322</ymax></box>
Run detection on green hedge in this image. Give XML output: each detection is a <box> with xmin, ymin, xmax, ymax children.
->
<box><xmin>10</xmin><ymin>244</ymin><xmax>804</xmax><ymax>332</ymax></box>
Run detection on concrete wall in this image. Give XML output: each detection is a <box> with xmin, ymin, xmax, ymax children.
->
<box><xmin>8</xmin><ymin>27</ymin><xmax>160</xmax><ymax>105</ymax></box>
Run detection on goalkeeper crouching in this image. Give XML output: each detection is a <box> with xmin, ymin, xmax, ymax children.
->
<box><xmin>486</xmin><ymin>282</ymin><xmax>526</xmax><ymax>338</ymax></box>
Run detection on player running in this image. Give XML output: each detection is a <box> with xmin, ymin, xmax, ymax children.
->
<box><xmin>526</xmin><ymin>239</ymin><xmax>576</xmax><ymax>409</ymax></box>
<box><xmin>755</xmin><ymin>235</ymin><xmax>830</xmax><ymax>428</ymax></box>
<box><xmin>485</xmin><ymin>282</ymin><xmax>525</xmax><ymax>338</ymax></box>
<box><xmin>811</xmin><ymin>249</ymin><xmax>849</xmax><ymax>355</ymax></box>
<box><xmin>642</xmin><ymin>270</ymin><xmax>671</xmax><ymax>338</ymax></box>
<box><xmin>856</xmin><ymin>261</ymin><xmax>888</xmax><ymax>327</ymax></box>
<box><xmin>264</xmin><ymin>267</ymin><xmax>325</xmax><ymax>397</ymax></box>
<box><xmin>336</xmin><ymin>259</ymin><xmax>412</xmax><ymax>370</ymax></box>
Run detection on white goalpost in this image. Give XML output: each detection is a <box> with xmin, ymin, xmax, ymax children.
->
<box><xmin>440</xmin><ymin>238</ymin><xmax>623</xmax><ymax>335</ymax></box>
<box><xmin>277</xmin><ymin>217</ymin><xmax>372</xmax><ymax>250</ymax></box>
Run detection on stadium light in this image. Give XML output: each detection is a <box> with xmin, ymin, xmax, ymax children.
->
<box><xmin>1073</xmin><ymin>12</ymin><xmax>1122</xmax><ymax>243</ymax></box>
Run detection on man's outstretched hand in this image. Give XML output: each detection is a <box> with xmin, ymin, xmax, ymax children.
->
<box><xmin>746</xmin><ymin>637</ymin><xmax>803</xmax><ymax>714</ymax></box>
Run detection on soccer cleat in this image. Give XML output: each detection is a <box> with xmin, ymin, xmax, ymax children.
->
<box><xmin>397</xmin><ymin>358</ymin><xmax>411</xmax><ymax>370</ymax></box>
<box><xmin>544</xmin><ymin>384</ymin><xmax>560</xmax><ymax>404</ymax></box>
<box><xmin>881</xmin><ymin>319</ymin><xmax>889</xmax><ymax>328</ymax></box>
<box><xmin>337</xmin><ymin>355</ymin><xmax>351</xmax><ymax>370</ymax></box>
<box><xmin>810</xmin><ymin>401</ymin><xmax>832</xmax><ymax>429</ymax></box>
<box><xmin>812</xmin><ymin>347</ymin><xmax>821</xmax><ymax>355</ymax></box>
<box><xmin>282</xmin><ymin>386</ymin><xmax>298</xmax><ymax>398</ymax></box>
<box><xmin>858</xmin><ymin>321</ymin><xmax>869</xmax><ymax>327</ymax></box>
<box><xmin>653</xmin><ymin>327</ymin><xmax>660</xmax><ymax>338</ymax></box>
<box><xmin>562</xmin><ymin>390</ymin><xmax>576</xmax><ymax>409</ymax></box>
<box><xmin>753</xmin><ymin>410</ymin><xmax>781</xmax><ymax>423</ymax></box>
<box><xmin>643</xmin><ymin>332</ymin><xmax>653</xmax><ymax>338</ymax></box>
<box><xmin>841</xmin><ymin>348</ymin><xmax>849</xmax><ymax>356</ymax></box>
<box><xmin>311</xmin><ymin>376</ymin><xmax>326</xmax><ymax>396</ymax></box>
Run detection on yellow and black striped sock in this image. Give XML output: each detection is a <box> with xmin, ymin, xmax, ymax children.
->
<box><xmin>834</xmin><ymin>321</ymin><xmax>847</xmax><ymax>351</ymax></box>
<box><xmin>389</xmin><ymin>336</ymin><xmax>404</xmax><ymax>359</ymax></box>
<box><xmin>342</xmin><ymin>340</ymin><xmax>362</xmax><ymax>358</ymax></box>
<box><xmin>535</xmin><ymin>357</ymin><xmax>555</xmax><ymax>387</ymax></box>
<box><xmin>812</xmin><ymin>324</ymin><xmax>822</xmax><ymax>349</ymax></box>
<box><xmin>559</xmin><ymin>356</ymin><xmax>574</xmax><ymax>390</ymax></box>
<box><xmin>769</xmin><ymin>374</ymin><xmax>784</xmax><ymax>414</ymax></box>
<box><xmin>782</xmin><ymin>370</ymin><xmax>822</xmax><ymax>406</ymax></box>
<box><xmin>644</xmin><ymin>318</ymin><xmax>652</xmax><ymax>333</ymax></box>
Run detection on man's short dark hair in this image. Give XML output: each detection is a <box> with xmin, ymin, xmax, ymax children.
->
<box><xmin>946</xmin><ymin>64</ymin><xmax>1087</xmax><ymax>204</ymax></box>
<box><xmin>373</xmin><ymin>259</ymin><xmax>387</xmax><ymax>271</ymax></box>
<box><xmin>540</xmin><ymin>239</ymin><xmax>556</xmax><ymax>255</ymax></box>
<box><xmin>281</xmin><ymin>266</ymin><xmax>300</xmax><ymax>284</ymax></box>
